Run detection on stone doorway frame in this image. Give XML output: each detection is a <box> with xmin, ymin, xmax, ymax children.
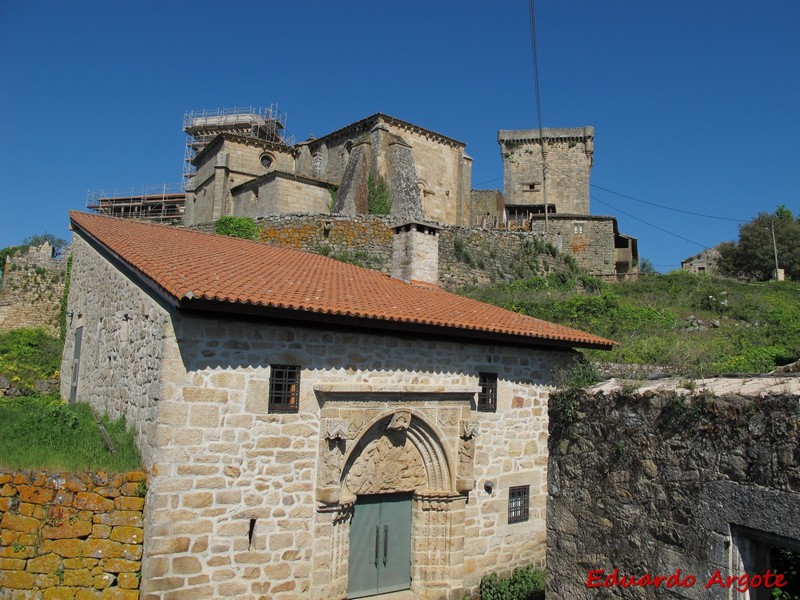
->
<box><xmin>309</xmin><ymin>385</ymin><xmax>478</xmax><ymax>599</ymax></box>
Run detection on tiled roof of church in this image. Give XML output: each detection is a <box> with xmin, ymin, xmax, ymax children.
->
<box><xmin>70</xmin><ymin>212</ymin><xmax>615</xmax><ymax>350</ymax></box>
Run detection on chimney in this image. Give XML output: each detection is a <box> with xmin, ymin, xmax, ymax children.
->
<box><xmin>392</xmin><ymin>221</ymin><xmax>440</xmax><ymax>285</ymax></box>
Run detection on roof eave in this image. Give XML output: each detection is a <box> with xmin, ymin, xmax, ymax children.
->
<box><xmin>177</xmin><ymin>297</ymin><xmax>615</xmax><ymax>351</ymax></box>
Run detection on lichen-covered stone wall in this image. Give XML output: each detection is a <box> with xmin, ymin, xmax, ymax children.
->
<box><xmin>0</xmin><ymin>470</ymin><xmax>147</xmax><ymax>599</ymax></box>
<box><xmin>240</xmin><ymin>215</ymin><xmax>574</xmax><ymax>289</ymax></box>
<box><xmin>0</xmin><ymin>243</ymin><xmax>69</xmax><ymax>335</ymax></box>
<box><xmin>547</xmin><ymin>388</ymin><xmax>800</xmax><ymax>599</ymax></box>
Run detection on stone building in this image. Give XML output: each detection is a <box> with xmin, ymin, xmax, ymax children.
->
<box><xmin>184</xmin><ymin>112</ymin><xmax>473</xmax><ymax>229</ymax></box>
<box><xmin>62</xmin><ymin>211</ymin><xmax>613</xmax><ymax>599</ymax></box>
<box><xmin>497</xmin><ymin>127</ymin><xmax>639</xmax><ymax>279</ymax></box>
<box><xmin>681</xmin><ymin>246</ymin><xmax>721</xmax><ymax>275</ymax></box>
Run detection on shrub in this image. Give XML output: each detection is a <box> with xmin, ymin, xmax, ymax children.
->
<box><xmin>480</xmin><ymin>565</ymin><xmax>545</xmax><ymax>600</ymax></box>
<box><xmin>215</xmin><ymin>216</ymin><xmax>259</xmax><ymax>240</ymax></box>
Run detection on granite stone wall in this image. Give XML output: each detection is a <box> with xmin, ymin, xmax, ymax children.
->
<box><xmin>547</xmin><ymin>388</ymin><xmax>800</xmax><ymax>599</ymax></box>
<box><xmin>0</xmin><ymin>243</ymin><xmax>69</xmax><ymax>336</ymax></box>
<box><xmin>0</xmin><ymin>470</ymin><xmax>147</xmax><ymax>599</ymax></box>
<box><xmin>60</xmin><ymin>235</ymin><xmax>170</xmax><ymax>467</ymax></box>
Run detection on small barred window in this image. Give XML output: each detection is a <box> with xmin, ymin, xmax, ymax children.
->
<box><xmin>477</xmin><ymin>372</ymin><xmax>497</xmax><ymax>413</ymax></box>
<box><xmin>269</xmin><ymin>365</ymin><xmax>300</xmax><ymax>413</ymax></box>
<box><xmin>508</xmin><ymin>485</ymin><xmax>530</xmax><ymax>524</ymax></box>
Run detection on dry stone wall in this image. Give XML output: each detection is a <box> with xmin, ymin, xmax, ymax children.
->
<box><xmin>0</xmin><ymin>244</ymin><xmax>69</xmax><ymax>336</ymax></box>
<box><xmin>0</xmin><ymin>469</ymin><xmax>147</xmax><ymax>599</ymax></box>
<box><xmin>547</xmin><ymin>385</ymin><xmax>800</xmax><ymax>599</ymax></box>
<box><xmin>225</xmin><ymin>215</ymin><xmax>576</xmax><ymax>289</ymax></box>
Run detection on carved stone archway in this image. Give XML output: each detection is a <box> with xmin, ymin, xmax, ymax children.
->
<box><xmin>312</xmin><ymin>404</ymin><xmax>475</xmax><ymax>599</ymax></box>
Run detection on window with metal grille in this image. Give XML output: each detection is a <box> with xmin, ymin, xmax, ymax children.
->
<box><xmin>269</xmin><ymin>365</ymin><xmax>300</xmax><ymax>413</ymax></box>
<box><xmin>508</xmin><ymin>485</ymin><xmax>530</xmax><ymax>524</ymax></box>
<box><xmin>477</xmin><ymin>372</ymin><xmax>497</xmax><ymax>412</ymax></box>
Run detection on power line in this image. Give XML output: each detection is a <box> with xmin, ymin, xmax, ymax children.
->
<box><xmin>592</xmin><ymin>196</ymin><xmax>711</xmax><ymax>249</ymax></box>
<box><xmin>547</xmin><ymin>164</ymin><xmax>747</xmax><ymax>222</ymax></box>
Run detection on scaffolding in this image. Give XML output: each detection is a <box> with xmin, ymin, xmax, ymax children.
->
<box><xmin>182</xmin><ymin>104</ymin><xmax>294</xmax><ymax>184</ymax></box>
<box><xmin>87</xmin><ymin>184</ymin><xmax>186</xmax><ymax>224</ymax></box>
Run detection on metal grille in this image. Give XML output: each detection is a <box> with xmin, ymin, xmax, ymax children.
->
<box><xmin>508</xmin><ymin>485</ymin><xmax>530</xmax><ymax>524</ymax></box>
<box><xmin>477</xmin><ymin>372</ymin><xmax>497</xmax><ymax>412</ymax></box>
<box><xmin>269</xmin><ymin>365</ymin><xmax>300</xmax><ymax>413</ymax></box>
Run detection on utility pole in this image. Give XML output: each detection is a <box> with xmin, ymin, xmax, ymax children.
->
<box><xmin>771</xmin><ymin>220</ymin><xmax>780</xmax><ymax>279</ymax></box>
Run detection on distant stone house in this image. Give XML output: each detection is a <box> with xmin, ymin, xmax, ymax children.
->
<box><xmin>62</xmin><ymin>211</ymin><xmax>612</xmax><ymax>599</ymax></box>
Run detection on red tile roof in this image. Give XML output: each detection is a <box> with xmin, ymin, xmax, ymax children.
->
<box><xmin>70</xmin><ymin>212</ymin><xmax>615</xmax><ymax>349</ymax></box>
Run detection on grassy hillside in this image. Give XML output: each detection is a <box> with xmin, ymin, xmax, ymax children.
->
<box><xmin>459</xmin><ymin>271</ymin><xmax>800</xmax><ymax>376</ymax></box>
<box><xmin>0</xmin><ymin>328</ymin><xmax>142</xmax><ymax>471</ymax></box>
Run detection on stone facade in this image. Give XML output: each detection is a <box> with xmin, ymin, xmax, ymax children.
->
<box><xmin>61</xmin><ymin>226</ymin><xmax>580</xmax><ymax>599</ymax></box>
<box><xmin>231</xmin><ymin>172</ymin><xmax>334</xmax><ymax>219</ymax></box>
<box><xmin>0</xmin><ymin>469</ymin><xmax>146</xmax><ymax>599</ymax></box>
<box><xmin>57</xmin><ymin>225</ymin><xmax>573</xmax><ymax>599</ymax></box>
<box><xmin>0</xmin><ymin>243</ymin><xmax>69</xmax><ymax>336</ymax></box>
<box><xmin>184</xmin><ymin>136</ymin><xmax>297</xmax><ymax>226</ymax></box>
<box><xmin>547</xmin><ymin>384</ymin><xmax>800</xmax><ymax>599</ymax></box>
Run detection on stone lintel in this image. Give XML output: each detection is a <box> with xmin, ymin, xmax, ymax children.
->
<box><xmin>313</xmin><ymin>383</ymin><xmax>479</xmax><ymax>395</ymax></box>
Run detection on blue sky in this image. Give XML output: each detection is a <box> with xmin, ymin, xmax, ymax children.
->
<box><xmin>1</xmin><ymin>1</ymin><xmax>798</xmax><ymax>272</ymax></box>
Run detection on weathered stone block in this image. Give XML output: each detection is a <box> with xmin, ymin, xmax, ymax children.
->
<box><xmin>103</xmin><ymin>557</ymin><xmax>140</xmax><ymax>573</ymax></box>
<box><xmin>41</xmin><ymin>518</ymin><xmax>92</xmax><ymax>540</ymax></box>
<box><xmin>109</xmin><ymin>526</ymin><xmax>143</xmax><ymax>544</ymax></box>
<box><xmin>83</xmin><ymin>539</ymin><xmax>122</xmax><ymax>559</ymax></box>
<box><xmin>74</xmin><ymin>492</ymin><xmax>115</xmax><ymax>512</ymax></box>
<box><xmin>27</xmin><ymin>552</ymin><xmax>62</xmax><ymax>573</ymax></box>
<box><xmin>1</xmin><ymin>512</ymin><xmax>40</xmax><ymax>533</ymax></box>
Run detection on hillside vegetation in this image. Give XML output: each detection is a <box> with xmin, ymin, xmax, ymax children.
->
<box><xmin>0</xmin><ymin>328</ymin><xmax>142</xmax><ymax>471</ymax></box>
<box><xmin>459</xmin><ymin>271</ymin><xmax>800</xmax><ymax>376</ymax></box>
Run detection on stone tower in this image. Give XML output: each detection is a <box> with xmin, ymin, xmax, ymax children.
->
<box><xmin>497</xmin><ymin>127</ymin><xmax>594</xmax><ymax>216</ymax></box>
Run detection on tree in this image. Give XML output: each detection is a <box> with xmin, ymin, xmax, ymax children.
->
<box><xmin>638</xmin><ymin>257</ymin><xmax>657</xmax><ymax>275</ymax></box>
<box><xmin>718</xmin><ymin>206</ymin><xmax>800</xmax><ymax>281</ymax></box>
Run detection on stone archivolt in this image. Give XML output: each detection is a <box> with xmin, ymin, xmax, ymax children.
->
<box><xmin>318</xmin><ymin>408</ymin><xmax>462</xmax><ymax>507</ymax></box>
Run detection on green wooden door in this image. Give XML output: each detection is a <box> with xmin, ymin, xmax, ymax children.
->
<box><xmin>348</xmin><ymin>494</ymin><xmax>412</xmax><ymax>598</ymax></box>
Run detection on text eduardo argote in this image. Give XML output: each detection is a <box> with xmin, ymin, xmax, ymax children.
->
<box><xmin>586</xmin><ymin>568</ymin><xmax>788</xmax><ymax>593</ymax></box>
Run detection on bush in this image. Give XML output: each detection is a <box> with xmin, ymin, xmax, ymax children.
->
<box><xmin>215</xmin><ymin>216</ymin><xmax>259</xmax><ymax>240</ymax></box>
<box><xmin>0</xmin><ymin>328</ymin><xmax>62</xmax><ymax>393</ymax></box>
<box><xmin>480</xmin><ymin>565</ymin><xmax>545</xmax><ymax>600</ymax></box>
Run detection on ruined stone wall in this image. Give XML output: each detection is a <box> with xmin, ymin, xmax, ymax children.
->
<box><xmin>438</xmin><ymin>227</ymin><xmax>571</xmax><ymax>289</ymax></box>
<box><xmin>547</xmin><ymin>387</ymin><xmax>800</xmax><ymax>599</ymax></box>
<box><xmin>255</xmin><ymin>214</ymin><xmax>395</xmax><ymax>273</ymax></box>
<box><xmin>60</xmin><ymin>234</ymin><xmax>171</xmax><ymax>467</ymax></box>
<box><xmin>0</xmin><ymin>469</ymin><xmax>146</xmax><ymax>599</ymax></box>
<box><xmin>0</xmin><ymin>243</ymin><xmax>68</xmax><ymax>335</ymax></box>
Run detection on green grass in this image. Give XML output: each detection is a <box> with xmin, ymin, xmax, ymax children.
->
<box><xmin>0</xmin><ymin>328</ymin><xmax>62</xmax><ymax>394</ymax></box>
<box><xmin>0</xmin><ymin>394</ymin><xmax>142</xmax><ymax>472</ymax></box>
<box><xmin>458</xmin><ymin>271</ymin><xmax>800</xmax><ymax>376</ymax></box>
